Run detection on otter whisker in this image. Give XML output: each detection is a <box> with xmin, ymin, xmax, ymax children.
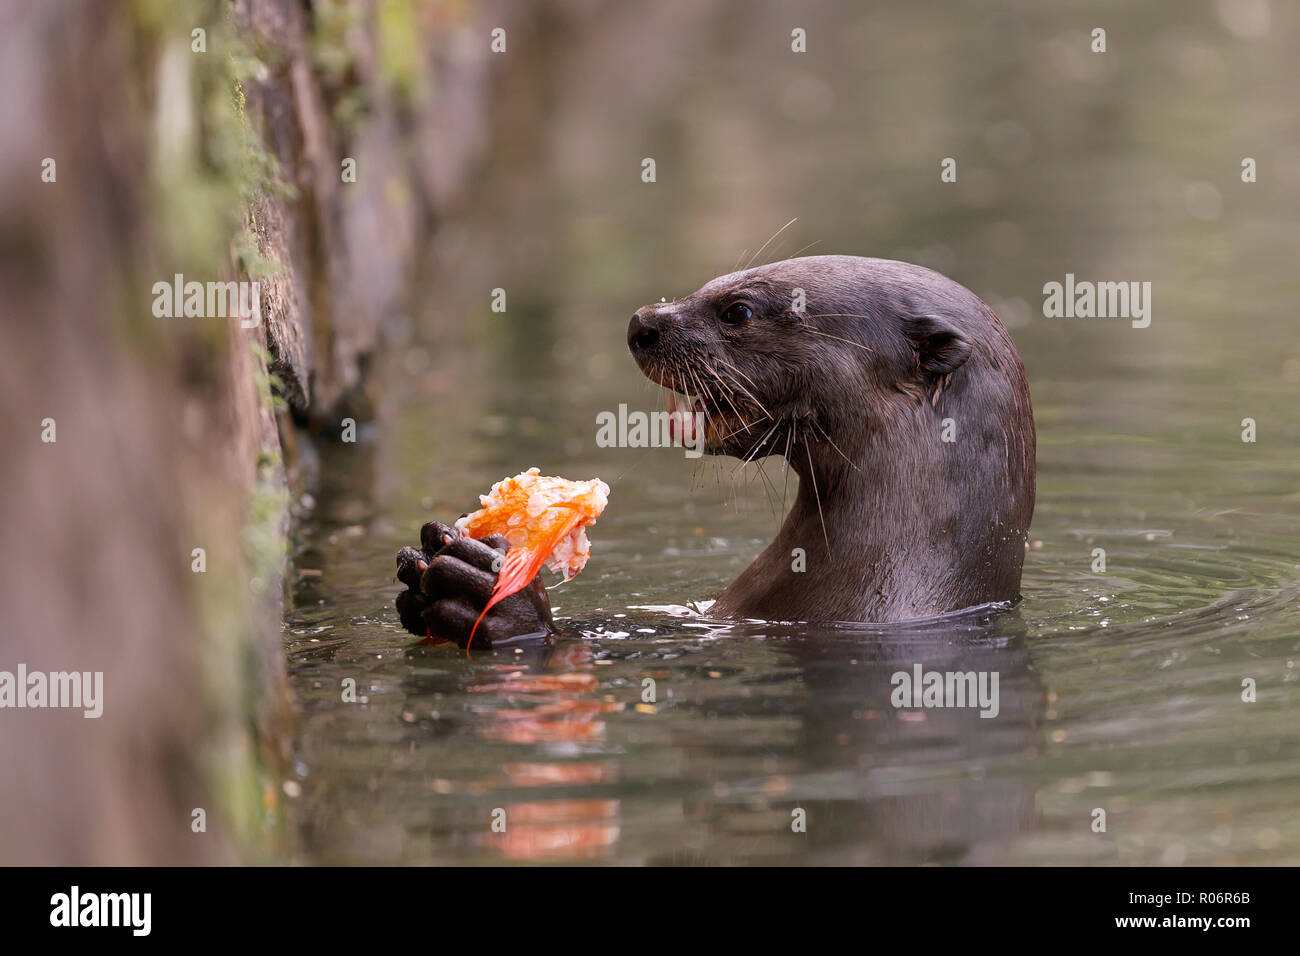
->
<box><xmin>781</xmin><ymin>419</ymin><xmax>795</xmax><ymax>514</ymax></box>
<box><xmin>695</xmin><ymin>359</ymin><xmax>757</xmax><ymax>435</ymax></box>
<box><xmin>812</xmin><ymin>419</ymin><xmax>861</xmax><ymax>472</ymax></box>
<box><xmin>701</xmin><ymin>365</ymin><xmax>742</xmax><ymax>418</ymax></box>
<box><xmin>748</xmin><ymin>456</ymin><xmax>782</xmax><ymax>521</ymax></box>
<box><xmin>715</xmin><ymin>358</ymin><xmax>760</xmax><ymax>393</ymax></box>
<box><xmin>713</xmin><ymin>361</ymin><xmax>772</xmax><ymax>420</ymax></box>
<box><xmin>797</xmin><ymin>325</ymin><xmax>875</xmax><ymax>353</ymax></box>
<box><xmin>687</xmin><ymin>366</ymin><xmax>729</xmax><ymax>459</ymax></box>
<box><xmin>670</xmin><ymin>366</ymin><xmax>712</xmax><ymax>455</ymax></box>
<box><xmin>733</xmin><ymin>420</ymin><xmax>783</xmax><ymax>521</ymax></box>
<box><xmin>786</xmin><ymin>239</ymin><xmax>822</xmax><ymax>260</ymax></box>
<box><xmin>706</xmin><ymin>363</ymin><xmax>775</xmax><ymax>437</ymax></box>
<box><xmin>751</xmin><ymin>419</ymin><xmax>783</xmax><ymax>460</ymax></box>
<box><xmin>716</xmin><ymin>414</ymin><xmax>761</xmax><ymax>443</ymax></box>
<box><xmin>732</xmin><ymin>418</ymin><xmax>782</xmax><ymax>476</ymax></box>
<box><xmin>700</xmin><ymin>364</ymin><xmax>757</xmax><ymax>426</ymax></box>
<box><xmin>745</xmin><ymin>217</ymin><xmax>798</xmax><ymax>271</ymax></box>
<box><xmin>668</xmin><ymin>366</ymin><xmax>709</xmax><ymax>493</ymax></box>
<box><xmin>803</xmin><ymin>436</ymin><xmax>831</xmax><ymax>556</ymax></box>
<box><xmin>686</xmin><ymin>367</ymin><xmax>711</xmax><ymax>427</ymax></box>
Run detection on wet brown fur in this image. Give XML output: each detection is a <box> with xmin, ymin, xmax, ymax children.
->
<box><xmin>628</xmin><ymin>255</ymin><xmax>1036</xmax><ymax>623</ymax></box>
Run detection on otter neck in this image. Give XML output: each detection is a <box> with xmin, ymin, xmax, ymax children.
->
<box><xmin>783</xmin><ymin>424</ymin><xmax>944</xmax><ymax>587</ymax></box>
<box><xmin>714</xmin><ymin>413</ymin><xmax>1021</xmax><ymax>622</ymax></box>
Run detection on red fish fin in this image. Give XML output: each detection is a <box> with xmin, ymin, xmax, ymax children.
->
<box><xmin>466</xmin><ymin>515</ymin><xmax>583</xmax><ymax>651</ymax></box>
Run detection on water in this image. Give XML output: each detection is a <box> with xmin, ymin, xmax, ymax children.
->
<box><xmin>284</xmin><ymin>1</ymin><xmax>1300</xmax><ymax>864</ymax></box>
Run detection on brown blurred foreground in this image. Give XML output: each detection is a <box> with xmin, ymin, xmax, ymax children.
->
<box><xmin>0</xmin><ymin>0</ymin><xmax>512</xmax><ymax>864</ymax></box>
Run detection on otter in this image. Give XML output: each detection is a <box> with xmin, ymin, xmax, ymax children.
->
<box><xmin>396</xmin><ymin>256</ymin><xmax>1035</xmax><ymax>646</ymax></box>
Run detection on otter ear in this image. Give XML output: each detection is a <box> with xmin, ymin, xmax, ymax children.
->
<box><xmin>905</xmin><ymin>315</ymin><xmax>971</xmax><ymax>378</ymax></box>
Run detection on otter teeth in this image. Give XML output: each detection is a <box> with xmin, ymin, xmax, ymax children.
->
<box><xmin>666</xmin><ymin>391</ymin><xmax>697</xmax><ymax>414</ymax></box>
<box><xmin>666</xmin><ymin>391</ymin><xmax>700</xmax><ymax>445</ymax></box>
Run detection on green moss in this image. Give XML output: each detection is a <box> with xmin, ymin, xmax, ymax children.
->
<box><xmin>377</xmin><ymin>0</ymin><xmax>425</xmax><ymax>106</ymax></box>
<box><xmin>311</xmin><ymin>0</ymin><xmax>363</xmax><ymax>79</ymax></box>
<box><xmin>251</xmin><ymin>340</ymin><xmax>289</xmax><ymax>412</ymax></box>
<box><xmin>245</xmin><ymin>448</ymin><xmax>290</xmax><ymax>594</ymax></box>
<box><xmin>120</xmin><ymin>0</ymin><xmax>451</xmax><ymax>864</ymax></box>
<box><xmin>233</xmin><ymin>216</ymin><xmax>282</xmax><ymax>282</ymax></box>
<box><xmin>140</xmin><ymin>3</ymin><xmax>294</xmax><ymax>284</ymax></box>
<box><xmin>125</xmin><ymin>0</ymin><xmax>302</xmax><ymax>860</ymax></box>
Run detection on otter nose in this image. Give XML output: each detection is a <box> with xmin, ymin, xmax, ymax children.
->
<box><xmin>627</xmin><ymin>309</ymin><xmax>661</xmax><ymax>351</ymax></box>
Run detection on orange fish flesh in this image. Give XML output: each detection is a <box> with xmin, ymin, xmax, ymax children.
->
<box><xmin>454</xmin><ymin>468</ymin><xmax>609</xmax><ymax>647</ymax></box>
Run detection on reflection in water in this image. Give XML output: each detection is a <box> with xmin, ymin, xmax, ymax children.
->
<box><xmin>641</xmin><ymin>614</ymin><xmax>1043</xmax><ymax>864</ymax></box>
<box><xmin>400</xmin><ymin>641</ymin><xmax>622</xmax><ymax>861</ymax></box>
<box><xmin>361</xmin><ymin>608</ymin><xmax>1046</xmax><ymax>865</ymax></box>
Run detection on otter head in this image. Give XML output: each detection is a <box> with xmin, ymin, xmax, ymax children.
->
<box><xmin>628</xmin><ymin>256</ymin><xmax>978</xmax><ymax>463</ymax></box>
<box><xmin>627</xmin><ymin>255</ymin><xmax>1036</xmax><ymax>622</ymax></box>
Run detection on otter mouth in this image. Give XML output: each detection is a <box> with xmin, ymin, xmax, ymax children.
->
<box><xmin>664</xmin><ymin>386</ymin><xmax>764</xmax><ymax>455</ymax></box>
<box><xmin>637</xmin><ymin>357</ymin><xmax>772</xmax><ymax>456</ymax></box>
<box><xmin>665</xmin><ymin>389</ymin><xmax>717</xmax><ymax>449</ymax></box>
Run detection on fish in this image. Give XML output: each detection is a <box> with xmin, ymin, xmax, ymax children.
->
<box><xmin>455</xmin><ymin>468</ymin><xmax>609</xmax><ymax>648</ymax></box>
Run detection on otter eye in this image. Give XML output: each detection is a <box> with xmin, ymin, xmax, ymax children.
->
<box><xmin>720</xmin><ymin>302</ymin><xmax>753</xmax><ymax>326</ymax></box>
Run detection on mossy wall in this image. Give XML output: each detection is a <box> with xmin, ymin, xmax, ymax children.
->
<box><xmin>0</xmin><ymin>0</ymin><xmax>511</xmax><ymax>863</ymax></box>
